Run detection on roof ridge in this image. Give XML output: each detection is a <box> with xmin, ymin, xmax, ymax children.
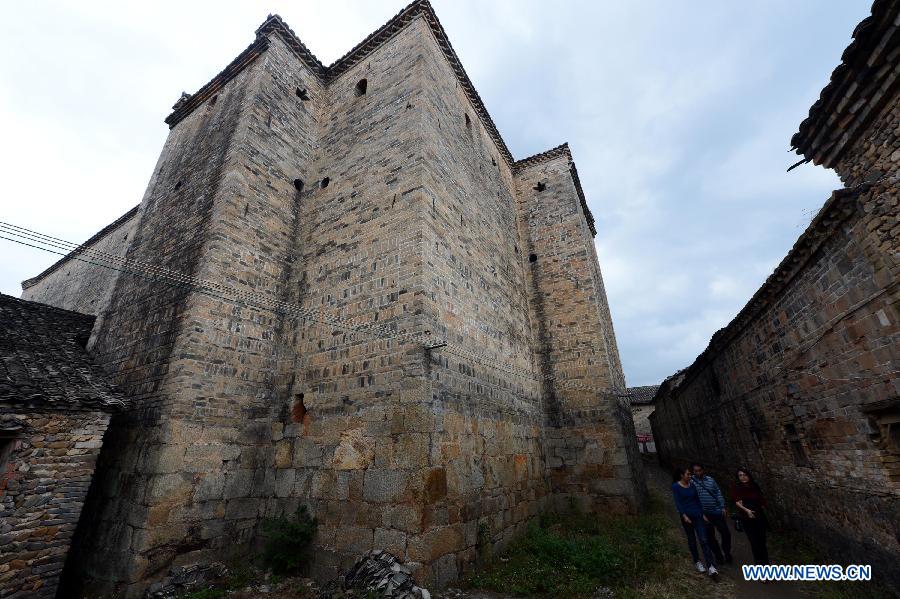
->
<box><xmin>514</xmin><ymin>143</ymin><xmax>572</xmax><ymax>170</ymax></box>
<box><xmin>255</xmin><ymin>13</ymin><xmax>326</xmax><ymax>76</ymax></box>
<box><xmin>22</xmin><ymin>205</ymin><xmax>140</xmax><ymax>290</ymax></box>
<box><xmin>165</xmin><ymin>2</ymin><xmax>525</xmax><ymax>165</ymax></box>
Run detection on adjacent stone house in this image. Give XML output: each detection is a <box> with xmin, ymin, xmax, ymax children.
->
<box><xmin>626</xmin><ymin>385</ymin><xmax>659</xmax><ymax>453</ymax></box>
<box><xmin>0</xmin><ymin>294</ymin><xmax>126</xmax><ymax>598</ymax></box>
<box><xmin>650</xmin><ymin>0</ymin><xmax>899</xmax><ymax>589</ymax></box>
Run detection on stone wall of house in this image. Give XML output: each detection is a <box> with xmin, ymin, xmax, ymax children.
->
<box><xmin>650</xmin><ymin>177</ymin><xmax>900</xmax><ymax>588</ymax></box>
<box><xmin>0</xmin><ymin>410</ymin><xmax>110</xmax><ymax>599</ymax></box>
<box><xmin>48</xmin><ymin>10</ymin><xmax>639</xmax><ymax>595</ymax></box>
<box><xmin>514</xmin><ymin>155</ymin><xmax>643</xmax><ymax>514</ymax></box>
<box><xmin>271</xmin><ymin>18</ymin><xmax>434</xmax><ymax>580</ymax></box>
<box><xmin>21</xmin><ymin>207</ymin><xmax>139</xmax><ymax>316</ymax></box>
<box><xmin>415</xmin><ymin>25</ymin><xmax>550</xmax><ymax>583</ymax></box>
<box><xmin>71</xmin><ymin>33</ymin><xmax>311</xmax><ymax>596</ymax></box>
<box><xmin>834</xmin><ymin>78</ymin><xmax>899</xmax><ymax>188</ymax></box>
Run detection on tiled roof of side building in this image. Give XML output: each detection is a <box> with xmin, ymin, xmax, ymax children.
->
<box><xmin>0</xmin><ymin>294</ymin><xmax>128</xmax><ymax>411</ymax></box>
<box><xmin>627</xmin><ymin>385</ymin><xmax>661</xmax><ymax>405</ymax></box>
<box><xmin>790</xmin><ymin>0</ymin><xmax>899</xmax><ymax>169</ymax></box>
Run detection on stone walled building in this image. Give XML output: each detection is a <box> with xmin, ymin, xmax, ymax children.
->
<box><xmin>627</xmin><ymin>385</ymin><xmax>659</xmax><ymax>453</ymax></box>
<box><xmin>18</xmin><ymin>1</ymin><xmax>643</xmax><ymax>594</ymax></box>
<box><xmin>650</xmin><ymin>0</ymin><xmax>898</xmax><ymax>589</ymax></box>
<box><xmin>0</xmin><ymin>294</ymin><xmax>127</xmax><ymax>598</ymax></box>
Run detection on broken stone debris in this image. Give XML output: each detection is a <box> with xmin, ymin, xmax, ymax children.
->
<box><xmin>144</xmin><ymin>562</ymin><xmax>229</xmax><ymax>598</ymax></box>
<box><xmin>344</xmin><ymin>550</ymin><xmax>431</xmax><ymax>599</ymax></box>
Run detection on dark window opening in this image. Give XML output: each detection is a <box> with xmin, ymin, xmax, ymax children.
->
<box><xmin>290</xmin><ymin>393</ymin><xmax>307</xmax><ymax>423</ymax></box>
<box><xmin>465</xmin><ymin>113</ymin><xmax>472</xmax><ymax>129</ymax></box>
<box><xmin>320</xmin><ymin>177</ymin><xmax>330</xmax><ymax>189</ymax></box>
<box><xmin>514</xmin><ymin>245</ymin><xmax>519</xmax><ymax>254</ymax></box>
<box><xmin>174</xmin><ymin>180</ymin><xmax>183</xmax><ymax>191</ymax></box>
<box><xmin>529</xmin><ymin>253</ymin><xmax>537</xmax><ymax>263</ymax></box>
<box><xmin>293</xmin><ymin>178</ymin><xmax>304</xmax><ymax>192</ymax></box>
<box><xmin>533</xmin><ymin>181</ymin><xmax>546</xmax><ymax>192</ymax></box>
<box><xmin>296</xmin><ymin>87</ymin><xmax>309</xmax><ymax>101</ymax></box>
<box><xmin>355</xmin><ymin>79</ymin><xmax>368</xmax><ymax>96</ymax></box>
<box><xmin>491</xmin><ymin>157</ymin><xmax>496</xmax><ymax>166</ymax></box>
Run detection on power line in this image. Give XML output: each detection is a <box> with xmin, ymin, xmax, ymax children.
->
<box><xmin>2</xmin><ymin>220</ymin><xmax>631</xmax><ymax>403</ymax></box>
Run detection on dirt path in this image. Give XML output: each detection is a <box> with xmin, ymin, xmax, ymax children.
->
<box><xmin>643</xmin><ymin>461</ymin><xmax>799</xmax><ymax>599</ymax></box>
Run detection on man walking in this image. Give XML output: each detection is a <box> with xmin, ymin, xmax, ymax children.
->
<box><xmin>691</xmin><ymin>463</ymin><xmax>732</xmax><ymax>564</ymax></box>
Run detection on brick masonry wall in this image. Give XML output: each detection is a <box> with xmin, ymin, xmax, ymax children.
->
<box><xmin>650</xmin><ymin>177</ymin><xmax>899</xmax><ymax>588</ymax></box>
<box><xmin>71</xmin><ymin>34</ymin><xmax>312</xmax><ymax>595</ymax></box>
<box><xmin>0</xmin><ymin>410</ymin><xmax>110</xmax><ymax>599</ymax></box>
<box><xmin>514</xmin><ymin>156</ymin><xmax>644</xmax><ymax>514</ymax></box>
<box><xmin>415</xmin><ymin>25</ymin><xmax>551</xmax><ymax>583</ymax></box>
<box><xmin>835</xmin><ymin>99</ymin><xmax>899</xmax><ymax>187</ymax></box>
<box><xmin>21</xmin><ymin>209</ymin><xmax>138</xmax><ymax>316</ymax></box>
<box><xmin>41</xmin><ymin>13</ymin><xmax>640</xmax><ymax>595</ymax></box>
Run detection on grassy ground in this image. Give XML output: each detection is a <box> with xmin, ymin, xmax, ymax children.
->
<box><xmin>466</xmin><ymin>490</ymin><xmax>735</xmax><ymax>598</ymax></box>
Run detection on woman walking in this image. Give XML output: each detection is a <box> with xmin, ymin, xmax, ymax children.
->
<box><xmin>732</xmin><ymin>468</ymin><xmax>769</xmax><ymax>565</ymax></box>
<box><xmin>671</xmin><ymin>465</ymin><xmax>718</xmax><ymax>576</ymax></box>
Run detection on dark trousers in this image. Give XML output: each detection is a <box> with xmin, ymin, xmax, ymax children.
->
<box><xmin>743</xmin><ymin>516</ymin><xmax>769</xmax><ymax>565</ymax></box>
<box><xmin>681</xmin><ymin>516</ymin><xmax>716</xmax><ymax>566</ymax></box>
<box><xmin>704</xmin><ymin>512</ymin><xmax>732</xmax><ymax>562</ymax></box>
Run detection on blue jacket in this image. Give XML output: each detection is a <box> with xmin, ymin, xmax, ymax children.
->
<box><xmin>691</xmin><ymin>475</ymin><xmax>725</xmax><ymax>514</ymax></box>
<box><xmin>672</xmin><ymin>482</ymin><xmax>703</xmax><ymax>517</ymax></box>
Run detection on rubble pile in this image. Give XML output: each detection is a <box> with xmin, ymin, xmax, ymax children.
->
<box><xmin>144</xmin><ymin>562</ymin><xmax>229</xmax><ymax>598</ymax></box>
<box><xmin>343</xmin><ymin>550</ymin><xmax>430</xmax><ymax>599</ymax></box>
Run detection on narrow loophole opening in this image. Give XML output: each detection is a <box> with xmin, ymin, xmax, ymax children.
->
<box><xmin>320</xmin><ymin>177</ymin><xmax>330</xmax><ymax>189</ymax></box>
<box><xmin>293</xmin><ymin>178</ymin><xmax>304</xmax><ymax>192</ymax></box>
<box><xmin>291</xmin><ymin>393</ymin><xmax>307</xmax><ymax>423</ymax></box>
<box><xmin>355</xmin><ymin>78</ymin><xmax>368</xmax><ymax>96</ymax></box>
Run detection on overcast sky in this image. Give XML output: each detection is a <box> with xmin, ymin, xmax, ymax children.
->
<box><xmin>0</xmin><ymin>1</ymin><xmax>871</xmax><ymax>386</ymax></box>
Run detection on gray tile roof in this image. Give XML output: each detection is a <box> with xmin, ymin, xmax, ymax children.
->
<box><xmin>0</xmin><ymin>294</ymin><xmax>127</xmax><ymax>411</ymax></box>
<box><xmin>627</xmin><ymin>385</ymin><xmax>660</xmax><ymax>405</ymax></box>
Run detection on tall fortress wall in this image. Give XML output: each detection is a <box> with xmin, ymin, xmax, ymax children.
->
<box><xmin>22</xmin><ymin>2</ymin><xmax>643</xmax><ymax>594</ymax></box>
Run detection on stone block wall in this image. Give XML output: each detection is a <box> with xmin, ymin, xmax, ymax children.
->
<box><xmin>71</xmin><ymin>33</ymin><xmax>312</xmax><ymax>594</ymax></box>
<box><xmin>21</xmin><ymin>207</ymin><xmax>139</xmax><ymax>316</ymax></box>
<box><xmin>36</xmin><ymin>8</ymin><xmax>643</xmax><ymax>594</ymax></box>
<box><xmin>650</xmin><ymin>177</ymin><xmax>899</xmax><ymax>588</ymax></box>
<box><xmin>272</xmin><ymin>18</ymin><xmax>433</xmax><ymax>578</ymax></box>
<box><xmin>0</xmin><ymin>410</ymin><xmax>110</xmax><ymax>599</ymax></box>
<box><xmin>514</xmin><ymin>155</ymin><xmax>643</xmax><ymax>514</ymax></box>
<box><xmin>836</xmin><ymin>100</ymin><xmax>899</xmax><ymax>188</ymax></box>
<box><xmin>415</xmin><ymin>18</ymin><xmax>552</xmax><ymax>583</ymax></box>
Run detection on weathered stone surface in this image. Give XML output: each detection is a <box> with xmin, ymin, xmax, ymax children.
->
<box><xmin>16</xmin><ymin>4</ymin><xmax>643</xmax><ymax>595</ymax></box>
